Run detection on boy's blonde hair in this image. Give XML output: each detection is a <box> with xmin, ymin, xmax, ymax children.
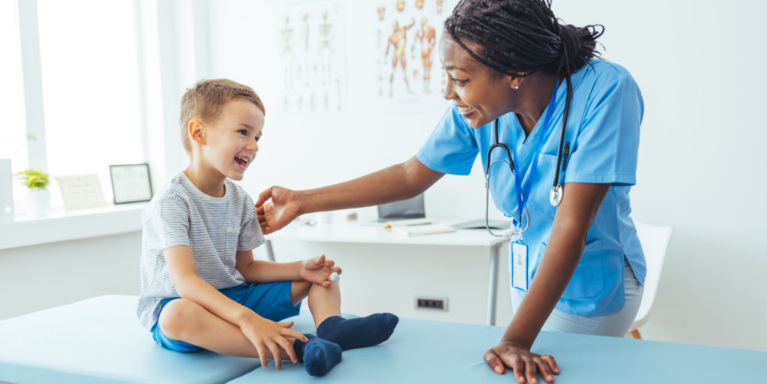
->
<box><xmin>179</xmin><ymin>79</ymin><xmax>265</xmax><ymax>154</ymax></box>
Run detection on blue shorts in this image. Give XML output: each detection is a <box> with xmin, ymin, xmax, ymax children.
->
<box><xmin>151</xmin><ymin>281</ymin><xmax>301</xmax><ymax>353</ymax></box>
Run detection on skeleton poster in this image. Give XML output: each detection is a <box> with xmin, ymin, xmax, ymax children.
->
<box><xmin>281</xmin><ymin>0</ymin><xmax>347</xmax><ymax>115</ymax></box>
<box><xmin>371</xmin><ymin>0</ymin><xmax>457</xmax><ymax>114</ymax></box>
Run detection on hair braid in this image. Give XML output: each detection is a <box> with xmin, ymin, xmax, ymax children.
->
<box><xmin>445</xmin><ymin>0</ymin><xmax>603</xmax><ymax>78</ymax></box>
<box><xmin>445</xmin><ymin>0</ymin><xmax>605</xmax><ymax>190</ymax></box>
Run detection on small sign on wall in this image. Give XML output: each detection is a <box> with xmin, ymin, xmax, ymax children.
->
<box><xmin>57</xmin><ymin>174</ymin><xmax>108</xmax><ymax>211</ymax></box>
<box><xmin>109</xmin><ymin>163</ymin><xmax>153</xmax><ymax>204</ymax></box>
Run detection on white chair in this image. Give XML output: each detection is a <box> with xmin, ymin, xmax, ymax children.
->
<box><xmin>628</xmin><ymin>221</ymin><xmax>673</xmax><ymax>339</ymax></box>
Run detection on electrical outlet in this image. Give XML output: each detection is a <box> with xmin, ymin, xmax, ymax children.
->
<box><xmin>415</xmin><ymin>297</ymin><xmax>448</xmax><ymax>311</ymax></box>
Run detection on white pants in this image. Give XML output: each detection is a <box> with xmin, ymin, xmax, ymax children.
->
<box><xmin>511</xmin><ymin>258</ymin><xmax>643</xmax><ymax>337</ymax></box>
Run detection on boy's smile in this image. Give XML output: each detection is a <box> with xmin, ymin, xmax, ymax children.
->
<box><xmin>207</xmin><ymin>100</ymin><xmax>264</xmax><ymax>180</ymax></box>
<box><xmin>207</xmin><ymin>99</ymin><xmax>264</xmax><ymax>180</ymax></box>
<box><xmin>234</xmin><ymin>154</ymin><xmax>251</xmax><ymax>171</ymax></box>
<box><xmin>186</xmin><ymin>99</ymin><xmax>265</xmax><ymax>197</ymax></box>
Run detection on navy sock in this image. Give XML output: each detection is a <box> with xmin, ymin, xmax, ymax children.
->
<box><xmin>316</xmin><ymin>313</ymin><xmax>399</xmax><ymax>351</ymax></box>
<box><xmin>293</xmin><ymin>334</ymin><xmax>342</xmax><ymax>377</ymax></box>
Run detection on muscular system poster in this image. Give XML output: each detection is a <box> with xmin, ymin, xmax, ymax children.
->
<box><xmin>281</xmin><ymin>0</ymin><xmax>347</xmax><ymax>115</ymax></box>
<box><xmin>371</xmin><ymin>0</ymin><xmax>457</xmax><ymax>114</ymax></box>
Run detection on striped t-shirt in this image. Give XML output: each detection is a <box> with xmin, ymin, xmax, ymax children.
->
<box><xmin>136</xmin><ymin>171</ymin><xmax>264</xmax><ymax>330</ymax></box>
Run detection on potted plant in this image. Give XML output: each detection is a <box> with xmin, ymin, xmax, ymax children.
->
<box><xmin>14</xmin><ymin>169</ymin><xmax>51</xmax><ymax>217</ymax></box>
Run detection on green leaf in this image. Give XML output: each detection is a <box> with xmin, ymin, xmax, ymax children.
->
<box><xmin>13</xmin><ymin>169</ymin><xmax>50</xmax><ymax>190</ymax></box>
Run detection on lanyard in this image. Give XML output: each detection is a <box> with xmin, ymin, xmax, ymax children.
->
<box><xmin>508</xmin><ymin>79</ymin><xmax>559</xmax><ymax>222</ymax></box>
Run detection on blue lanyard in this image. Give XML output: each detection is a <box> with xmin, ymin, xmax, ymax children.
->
<box><xmin>509</xmin><ymin>79</ymin><xmax>559</xmax><ymax>220</ymax></box>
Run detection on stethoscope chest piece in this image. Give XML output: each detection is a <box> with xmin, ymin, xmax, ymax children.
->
<box><xmin>550</xmin><ymin>185</ymin><xmax>563</xmax><ymax>207</ymax></box>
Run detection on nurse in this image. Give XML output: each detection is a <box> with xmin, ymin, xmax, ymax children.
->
<box><xmin>257</xmin><ymin>1</ymin><xmax>645</xmax><ymax>383</ymax></box>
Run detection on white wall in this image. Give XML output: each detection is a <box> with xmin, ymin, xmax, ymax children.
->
<box><xmin>0</xmin><ymin>232</ymin><xmax>142</xmax><ymax>321</ymax></box>
<box><xmin>205</xmin><ymin>0</ymin><xmax>767</xmax><ymax>352</ymax></box>
<box><xmin>206</xmin><ymin>0</ymin><xmax>500</xmax><ymax>222</ymax></box>
<box><xmin>553</xmin><ymin>0</ymin><xmax>767</xmax><ymax>352</ymax></box>
<box><xmin>269</xmin><ymin>241</ymin><xmax>515</xmax><ymax>325</ymax></box>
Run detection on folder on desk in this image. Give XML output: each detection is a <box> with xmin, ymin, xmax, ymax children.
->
<box><xmin>391</xmin><ymin>224</ymin><xmax>457</xmax><ymax>236</ymax></box>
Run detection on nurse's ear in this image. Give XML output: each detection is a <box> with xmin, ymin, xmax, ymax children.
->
<box><xmin>188</xmin><ymin>119</ymin><xmax>207</xmax><ymax>146</ymax></box>
<box><xmin>508</xmin><ymin>76</ymin><xmax>523</xmax><ymax>90</ymax></box>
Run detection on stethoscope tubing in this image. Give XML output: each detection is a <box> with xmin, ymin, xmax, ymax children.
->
<box><xmin>484</xmin><ymin>75</ymin><xmax>573</xmax><ymax>237</ymax></box>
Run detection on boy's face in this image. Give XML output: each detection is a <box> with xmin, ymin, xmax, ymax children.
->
<box><xmin>199</xmin><ymin>99</ymin><xmax>264</xmax><ymax>181</ymax></box>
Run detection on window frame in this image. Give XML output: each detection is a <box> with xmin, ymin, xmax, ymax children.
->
<box><xmin>3</xmin><ymin>0</ymin><xmax>208</xmax><ymax>249</ymax></box>
<box><xmin>16</xmin><ymin>0</ymin><xmax>151</xmax><ymax>188</ymax></box>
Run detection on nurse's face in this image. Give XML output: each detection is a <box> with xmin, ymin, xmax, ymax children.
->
<box><xmin>439</xmin><ymin>35</ymin><xmax>518</xmax><ymax>129</ymax></box>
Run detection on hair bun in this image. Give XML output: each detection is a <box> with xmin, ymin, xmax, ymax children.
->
<box><xmin>444</xmin><ymin>0</ymin><xmax>604</xmax><ymax>77</ymax></box>
<box><xmin>556</xmin><ymin>23</ymin><xmax>604</xmax><ymax>75</ymax></box>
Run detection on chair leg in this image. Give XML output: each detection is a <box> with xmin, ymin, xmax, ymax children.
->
<box><xmin>631</xmin><ymin>329</ymin><xmax>642</xmax><ymax>339</ymax></box>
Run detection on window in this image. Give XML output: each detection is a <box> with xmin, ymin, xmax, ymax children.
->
<box><xmin>37</xmin><ymin>0</ymin><xmax>144</xmax><ymax>204</ymax></box>
<box><xmin>0</xmin><ymin>0</ymin><xmax>30</xmax><ymax>203</ymax></box>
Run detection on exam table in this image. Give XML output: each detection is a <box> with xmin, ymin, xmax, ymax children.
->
<box><xmin>1</xmin><ymin>296</ymin><xmax>765</xmax><ymax>383</ymax></box>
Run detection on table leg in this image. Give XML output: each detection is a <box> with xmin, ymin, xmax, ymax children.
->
<box><xmin>486</xmin><ymin>244</ymin><xmax>500</xmax><ymax>326</ymax></box>
<box><xmin>265</xmin><ymin>239</ymin><xmax>275</xmax><ymax>262</ymax></box>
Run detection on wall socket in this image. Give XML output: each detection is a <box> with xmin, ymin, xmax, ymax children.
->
<box><xmin>415</xmin><ymin>297</ymin><xmax>448</xmax><ymax>311</ymax></box>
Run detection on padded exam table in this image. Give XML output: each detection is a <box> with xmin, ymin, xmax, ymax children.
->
<box><xmin>1</xmin><ymin>296</ymin><xmax>765</xmax><ymax>383</ymax></box>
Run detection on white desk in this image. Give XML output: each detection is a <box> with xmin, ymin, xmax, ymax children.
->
<box><xmin>265</xmin><ymin>220</ymin><xmax>509</xmax><ymax>325</ymax></box>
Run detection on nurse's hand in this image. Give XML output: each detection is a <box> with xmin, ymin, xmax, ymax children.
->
<box><xmin>256</xmin><ymin>186</ymin><xmax>301</xmax><ymax>234</ymax></box>
<box><xmin>484</xmin><ymin>341</ymin><xmax>559</xmax><ymax>384</ymax></box>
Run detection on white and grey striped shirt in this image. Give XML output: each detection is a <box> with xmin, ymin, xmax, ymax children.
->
<box><xmin>137</xmin><ymin>171</ymin><xmax>264</xmax><ymax>330</ymax></box>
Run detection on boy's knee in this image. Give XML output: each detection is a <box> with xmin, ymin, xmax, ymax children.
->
<box><xmin>159</xmin><ymin>299</ymin><xmax>199</xmax><ymax>340</ymax></box>
<box><xmin>290</xmin><ymin>280</ymin><xmax>312</xmax><ymax>305</ymax></box>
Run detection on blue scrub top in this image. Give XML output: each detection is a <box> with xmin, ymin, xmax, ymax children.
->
<box><xmin>416</xmin><ymin>60</ymin><xmax>645</xmax><ymax>317</ymax></box>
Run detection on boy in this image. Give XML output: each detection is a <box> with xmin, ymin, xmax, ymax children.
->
<box><xmin>137</xmin><ymin>79</ymin><xmax>398</xmax><ymax>377</ymax></box>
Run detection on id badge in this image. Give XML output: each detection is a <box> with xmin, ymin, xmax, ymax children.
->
<box><xmin>511</xmin><ymin>240</ymin><xmax>529</xmax><ymax>292</ymax></box>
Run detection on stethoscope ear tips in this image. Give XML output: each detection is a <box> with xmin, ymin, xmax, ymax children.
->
<box><xmin>550</xmin><ymin>185</ymin><xmax>563</xmax><ymax>207</ymax></box>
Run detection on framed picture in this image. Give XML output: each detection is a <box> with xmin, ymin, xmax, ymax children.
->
<box><xmin>109</xmin><ymin>163</ymin><xmax>153</xmax><ymax>204</ymax></box>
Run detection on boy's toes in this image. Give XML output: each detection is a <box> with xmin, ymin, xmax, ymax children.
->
<box><xmin>303</xmin><ymin>338</ymin><xmax>342</xmax><ymax>377</ymax></box>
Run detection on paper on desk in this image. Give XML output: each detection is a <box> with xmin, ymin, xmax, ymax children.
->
<box><xmin>391</xmin><ymin>224</ymin><xmax>457</xmax><ymax>236</ymax></box>
<box><xmin>383</xmin><ymin>218</ymin><xmax>438</xmax><ymax>228</ymax></box>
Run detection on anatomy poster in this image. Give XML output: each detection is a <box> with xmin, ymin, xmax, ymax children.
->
<box><xmin>281</xmin><ymin>0</ymin><xmax>347</xmax><ymax>115</ymax></box>
<box><xmin>371</xmin><ymin>0</ymin><xmax>457</xmax><ymax>114</ymax></box>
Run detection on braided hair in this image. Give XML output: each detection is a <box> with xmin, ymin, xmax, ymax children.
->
<box><xmin>444</xmin><ymin>0</ymin><xmax>604</xmax><ymax>189</ymax></box>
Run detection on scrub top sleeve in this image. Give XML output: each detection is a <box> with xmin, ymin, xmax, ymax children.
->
<box><xmin>416</xmin><ymin>106</ymin><xmax>479</xmax><ymax>176</ymax></box>
<box><xmin>565</xmin><ymin>70</ymin><xmax>643</xmax><ymax>186</ymax></box>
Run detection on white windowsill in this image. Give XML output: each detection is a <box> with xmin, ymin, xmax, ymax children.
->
<box><xmin>0</xmin><ymin>202</ymin><xmax>148</xmax><ymax>251</ymax></box>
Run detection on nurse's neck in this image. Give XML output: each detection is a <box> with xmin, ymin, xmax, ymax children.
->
<box><xmin>514</xmin><ymin>72</ymin><xmax>558</xmax><ymax>138</ymax></box>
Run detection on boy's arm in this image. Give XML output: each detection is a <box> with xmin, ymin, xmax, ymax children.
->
<box><xmin>235</xmin><ymin>250</ymin><xmax>303</xmax><ymax>282</ymax></box>
<box><xmin>164</xmin><ymin>245</ymin><xmax>306</xmax><ymax>367</ymax></box>
<box><xmin>235</xmin><ymin>250</ymin><xmax>342</xmax><ymax>287</ymax></box>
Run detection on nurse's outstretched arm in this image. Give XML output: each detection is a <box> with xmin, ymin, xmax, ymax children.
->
<box><xmin>255</xmin><ymin>156</ymin><xmax>444</xmax><ymax>234</ymax></box>
<box><xmin>484</xmin><ymin>182</ymin><xmax>610</xmax><ymax>384</ymax></box>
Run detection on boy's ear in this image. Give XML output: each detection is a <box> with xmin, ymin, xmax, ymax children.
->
<box><xmin>189</xmin><ymin>119</ymin><xmax>206</xmax><ymax>146</ymax></box>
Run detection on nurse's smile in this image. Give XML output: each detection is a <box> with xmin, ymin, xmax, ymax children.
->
<box><xmin>457</xmin><ymin>105</ymin><xmax>476</xmax><ymax>117</ymax></box>
<box><xmin>438</xmin><ymin>33</ymin><xmax>558</xmax><ymax>135</ymax></box>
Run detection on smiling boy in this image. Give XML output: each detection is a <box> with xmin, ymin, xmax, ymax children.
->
<box><xmin>136</xmin><ymin>79</ymin><xmax>398</xmax><ymax>377</ymax></box>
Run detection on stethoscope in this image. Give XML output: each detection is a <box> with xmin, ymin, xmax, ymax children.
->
<box><xmin>484</xmin><ymin>78</ymin><xmax>574</xmax><ymax>238</ymax></box>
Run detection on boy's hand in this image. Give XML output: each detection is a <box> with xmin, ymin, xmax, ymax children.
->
<box><xmin>240</xmin><ymin>315</ymin><xmax>308</xmax><ymax>370</ymax></box>
<box><xmin>300</xmin><ymin>255</ymin><xmax>342</xmax><ymax>287</ymax></box>
<box><xmin>256</xmin><ymin>186</ymin><xmax>301</xmax><ymax>234</ymax></box>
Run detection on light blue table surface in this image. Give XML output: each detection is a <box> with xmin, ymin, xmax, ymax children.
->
<box><xmin>232</xmin><ymin>313</ymin><xmax>767</xmax><ymax>384</ymax></box>
<box><xmin>0</xmin><ymin>295</ymin><xmax>264</xmax><ymax>384</ymax></box>
<box><xmin>1</xmin><ymin>295</ymin><xmax>765</xmax><ymax>384</ymax></box>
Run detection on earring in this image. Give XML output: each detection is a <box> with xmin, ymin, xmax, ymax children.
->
<box><xmin>515</xmin><ymin>86</ymin><xmax>519</xmax><ymax>89</ymax></box>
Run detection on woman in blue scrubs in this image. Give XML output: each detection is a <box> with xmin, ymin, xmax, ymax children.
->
<box><xmin>257</xmin><ymin>1</ymin><xmax>644</xmax><ymax>383</ymax></box>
